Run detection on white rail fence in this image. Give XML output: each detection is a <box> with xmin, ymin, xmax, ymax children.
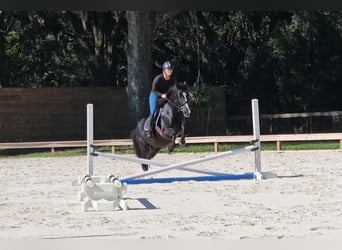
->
<box><xmin>1</xmin><ymin>133</ymin><xmax>342</xmax><ymax>153</ymax></box>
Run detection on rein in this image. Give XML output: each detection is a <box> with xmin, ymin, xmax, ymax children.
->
<box><xmin>165</xmin><ymin>97</ymin><xmax>188</xmax><ymax>112</ymax></box>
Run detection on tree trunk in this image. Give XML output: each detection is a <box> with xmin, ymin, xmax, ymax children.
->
<box><xmin>0</xmin><ymin>12</ymin><xmax>9</xmax><ymax>86</ymax></box>
<box><xmin>126</xmin><ymin>11</ymin><xmax>155</xmax><ymax>129</ymax></box>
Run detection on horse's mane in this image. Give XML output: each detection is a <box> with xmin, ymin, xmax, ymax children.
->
<box><xmin>175</xmin><ymin>81</ymin><xmax>188</xmax><ymax>91</ymax></box>
<box><xmin>167</xmin><ymin>81</ymin><xmax>188</xmax><ymax>97</ymax></box>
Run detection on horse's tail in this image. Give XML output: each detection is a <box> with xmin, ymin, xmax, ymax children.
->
<box><xmin>130</xmin><ymin>128</ymin><xmax>141</xmax><ymax>157</ymax></box>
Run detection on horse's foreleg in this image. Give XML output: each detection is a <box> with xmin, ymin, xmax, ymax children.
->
<box><xmin>179</xmin><ymin>120</ymin><xmax>186</xmax><ymax>145</ymax></box>
<box><xmin>166</xmin><ymin>135</ymin><xmax>176</xmax><ymax>154</ymax></box>
<box><xmin>163</xmin><ymin>127</ymin><xmax>176</xmax><ymax>138</ymax></box>
<box><xmin>167</xmin><ymin>120</ymin><xmax>186</xmax><ymax>153</ymax></box>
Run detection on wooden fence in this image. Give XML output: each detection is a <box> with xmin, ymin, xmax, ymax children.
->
<box><xmin>228</xmin><ymin>111</ymin><xmax>342</xmax><ymax>134</ymax></box>
<box><xmin>0</xmin><ymin>87</ymin><xmax>227</xmax><ymax>143</ymax></box>
<box><xmin>1</xmin><ymin>133</ymin><xmax>341</xmax><ymax>153</ymax></box>
<box><xmin>1</xmin><ymin>87</ymin><xmax>341</xmax><ymax>147</ymax></box>
<box><xmin>0</xmin><ymin>87</ymin><xmax>130</xmax><ymax>141</ymax></box>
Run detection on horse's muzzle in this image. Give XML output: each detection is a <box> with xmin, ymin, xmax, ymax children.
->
<box><xmin>182</xmin><ymin>104</ymin><xmax>191</xmax><ymax>118</ymax></box>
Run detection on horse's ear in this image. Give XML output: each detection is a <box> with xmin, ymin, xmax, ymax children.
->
<box><xmin>176</xmin><ymin>81</ymin><xmax>188</xmax><ymax>90</ymax></box>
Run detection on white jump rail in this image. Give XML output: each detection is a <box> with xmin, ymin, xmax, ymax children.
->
<box><xmin>78</xmin><ymin>99</ymin><xmax>263</xmax><ymax>211</ymax></box>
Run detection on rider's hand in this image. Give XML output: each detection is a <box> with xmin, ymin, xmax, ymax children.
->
<box><xmin>161</xmin><ymin>94</ymin><xmax>167</xmax><ymax>99</ymax></box>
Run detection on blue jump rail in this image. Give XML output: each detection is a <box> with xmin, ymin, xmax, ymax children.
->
<box><xmin>120</xmin><ymin>172</ymin><xmax>254</xmax><ymax>185</ymax></box>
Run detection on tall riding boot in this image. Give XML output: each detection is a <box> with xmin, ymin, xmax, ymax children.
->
<box><xmin>144</xmin><ymin>115</ymin><xmax>154</xmax><ymax>138</ymax></box>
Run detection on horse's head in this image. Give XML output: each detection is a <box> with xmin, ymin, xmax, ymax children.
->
<box><xmin>167</xmin><ymin>81</ymin><xmax>191</xmax><ymax>118</ymax></box>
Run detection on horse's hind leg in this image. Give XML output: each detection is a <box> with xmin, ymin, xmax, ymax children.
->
<box><xmin>142</xmin><ymin>164</ymin><xmax>149</xmax><ymax>171</ymax></box>
<box><xmin>141</xmin><ymin>147</ymin><xmax>159</xmax><ymax>171</ymax></box>
<box><xmin>135</xmin><ymin>143</ymin><xmax>156</xmax><ymax>172</ymax></box>
<box><xmin>137</xmin><ymin>145</ymin><xmax>150</xmax><ymax>171</ymax></box>
<box><xmin>146</xmin><ymin>147</ymin><xmax>159</xmax><ymax>160</ymax></box>
<box><xmin>132</xmin><ymin>128</ymin><xmax>149</xmax><ymax>171</ymax></box>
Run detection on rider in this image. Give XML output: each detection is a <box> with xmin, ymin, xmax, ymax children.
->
<box><xmin>144</xmin><ymin>61</ymin><xmax>176</xmax><ymax>138</ymax></box>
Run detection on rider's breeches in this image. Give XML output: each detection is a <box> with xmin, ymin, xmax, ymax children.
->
<box><xmin>149</xmin><ymin>92</ymin><xmax>158</xmax><ymax>115</ymax></box>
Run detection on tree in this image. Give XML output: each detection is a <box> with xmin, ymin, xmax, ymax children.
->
<box><xmin>1</xmin><ymin>11</ymin><xmax>128</xmax><ymax>87</ymax></box>
<box><xmin>77</xmin><ymin>11</ymin><xmax>127</xmax><ymax>85</ymax></box>
<box><xmin>0</xmin><ymin>11</ymin><xmax>10</xmax><ymax>86</ymax></box>
<box><xmin>126</xmin><ymin>11</ymin><xmax>181</xmax><ymax>128</ymax></box>
<box><xmin>1</xmin><ymin>11</ymin><xmax>341</xmax><ymax>123</ymax></box>
<box><xmin>266</xmin><ymin>11</ymin><xmax>342</xmax><ymax>112</ymax></box>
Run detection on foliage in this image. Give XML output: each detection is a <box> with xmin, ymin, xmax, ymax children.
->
<box><xmin>0</xmin><ymin>10</ymin><xmax>341</xmax><ymax>117</ymax></box>
<box><xmin>2</xmin><ymin>12</ymin><xmax>90</xmax><ymax>86</ymax></box>
<box><xmin>188</xmin><ymin>82</ymin><xmax>216</xmax><ymax>108</ymax></box>
<box><xmin>0</xmin><ymin>11</ymin><xmax>127</xmax><ymax>87</ymax></box>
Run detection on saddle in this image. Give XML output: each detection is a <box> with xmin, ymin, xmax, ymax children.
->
<box><xmin>143</xmin><ymin>108</ymin><xmax>162</xmax><ymax>132</ymax></box>
<box><xmin>143</xmin><ymin>99</ymin><xmax>169</xmax><ymax>138</ymax></box>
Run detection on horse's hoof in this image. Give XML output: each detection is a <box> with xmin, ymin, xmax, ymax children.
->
<box><xmin>167</xmin><ymin>145</ymin><xmax>174</xmax><ymax>154</ymax></box>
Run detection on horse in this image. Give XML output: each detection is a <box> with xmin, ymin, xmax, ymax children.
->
<box><xmin>131</xmin><ymin>82</ymin><xmax>191</xmax><ymax>171</ymax></box>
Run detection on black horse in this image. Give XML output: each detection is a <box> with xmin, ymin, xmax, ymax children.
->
<box><xmin>131</xmin><ymin>82</ymin><xmax>191</xmax><ymax>171</ymax></box>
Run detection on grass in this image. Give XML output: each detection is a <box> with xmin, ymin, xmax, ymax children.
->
<box><xmin>272</xmin><ymin>141</ymin><xmax>340</xmax><ymax>150</ymax></box>
<box><xmin>0</xmin><ymin>141</ymin><xmax>340</xmax><ymax>158</ymax></box>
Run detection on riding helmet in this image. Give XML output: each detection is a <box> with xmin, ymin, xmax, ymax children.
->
<box><xmin>162</xmin><ymin>61</ymin><xmax>173</xmax><ymax>70</ymax></box>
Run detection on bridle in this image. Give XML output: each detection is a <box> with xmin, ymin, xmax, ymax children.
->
<box><xmin>166</xmin><ymin>90</ymin><xmax>189</xmax><ymax>113</ymax></box>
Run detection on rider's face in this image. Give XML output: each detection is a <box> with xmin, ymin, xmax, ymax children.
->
<box><xmin>164</xmin><ymin>68</ymin><xmax>173</xmax><ymax>77</ymax></box>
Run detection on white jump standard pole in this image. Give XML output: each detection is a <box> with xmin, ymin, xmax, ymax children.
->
<box><xmin>251</xmin><ymin>99</ymin><xmax>263</xmax><ymax>180</ymax></box>
<box><xmin>87</xmin><ymin>103</ymin><xmax>94</xmax><ymax>176</ymax></box>
<box><xmin>79</xmin><ymin>103</ymin><xmax>128</xmax><ymax>212</ymax></box>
